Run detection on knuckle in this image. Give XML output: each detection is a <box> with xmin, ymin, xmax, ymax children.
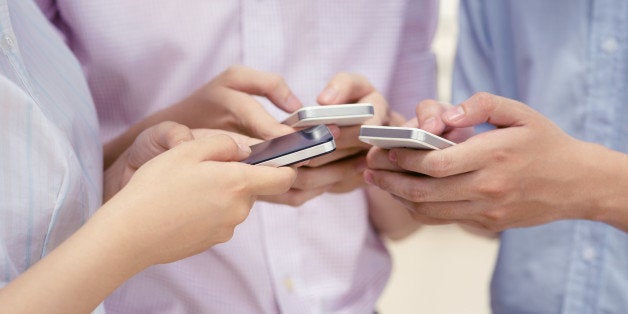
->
<box><xmin>473</xmin><ymin>220</ymin><xmax>500</xmax><ymax>233</ymax></box>
<box><xmin>482</xmin><ymin>207</ymin><xmax>505</xmax><ymax>222</ymax></box>
<box><xmin>417</xmin><ymin>99</ymin><xmax>438</xmax><ymax>110</ymax></box>
<box><xmin>352</xmin><ymin>72</ymin><xmax>369</xmax><ymax>83</ymax></box>
<box><xmin>423</xmin><ymin>154</ymin><xmax>454</xmax><ymax>178</ymax></box>
<box><xmin>471</xmin><ymin>92</ymin><xmax>496</xmax><ymax>111</ymax></box>
<box><xmin>216</xmin><ymin>227</ymin><xmax>236</xmax><ymax>243</ymax></box>
<box><xmin>284</xmin><ymin>194</ymin><xmax>307</xmax><ymax>207</ymax></box>
<box><xmin>476</xmin><ymin>178</ymin><xmax>508</xmax><ymax>199</ymax></box>
<box><xmin>374</xmin><ymin>175</ymin><xmax>394</xmax><ymax>192</ymax></box>
<box><xmin>405</xmin><ymin>185</ymin><xmax>429</xmax><ymax>202</ymax></box>
<box><xmin>472</xmin><ymin>91</ymin><xmax>494</xmax><ymax>103</ymax></box>
<box><xmin>334</xmin><ymin>71</ymin><xmax>352</xmax><ymax>83</ymax></box>
<box><xmin>406</xmin><ymin>201</ymin><xmax>432</xmax><ymax>216</ymax></box>
<box><xmin>263</xmin><ymin>73</ymin><xmax>286</xmax><ymax>93</ymax></box>
<box><xmin>480</xmin><ymin>209</ymin><xmax>508</xmax><ymax>232</ymax></box>
<box><xmin>163</xmin><ymin>123</ymin><xmax>191</xmax><ymax>147</ymax></box>
<box><xmin>231</xmin><ymin>204</ymin><xmax>251</xmax><ymax>225</ymax></box>
<box><xmin>490</xmin><ymin>148</ymin><xmax>513</xmax><ymax>163</ymax></box>
<box><xmin>222</xmin><ymin>65</ymin><xmax>241</xmax><ymax>79</ymax></box>
<box><xmin>247</xmin><ymin>123</ymin><xmax>275</xmax><ymax>140</ymax></box>
<box><xmin>293</xmin><ymin>171</ymin><xmax>315</xmax><ymax>190</ymax></box>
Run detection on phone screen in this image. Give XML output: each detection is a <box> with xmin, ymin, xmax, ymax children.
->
<box><xmin>243</xmin><ymin>125</ymin><xmax>335</xmax><ymax>166</ymax></box>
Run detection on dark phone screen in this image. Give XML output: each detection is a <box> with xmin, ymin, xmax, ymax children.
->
<box><xmin>243</xmin><ymin>125</ymin><xmax>334</xmax><ymax>165</ymax></box>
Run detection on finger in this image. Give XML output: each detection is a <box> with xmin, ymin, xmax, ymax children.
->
<box><xmin>327</xmin><ymin>172</ymin><xmax>365</xmax><ymax>193</ymax></box>
<box><xmin>443</xmin><ymin>92</ymin><xmax>538</xmax><ymax>128</ymax></box>
<box><xmin>292</xmin><ymin>157</ymin><xmax>363</xmax><ymax>190</ymax></box>
<box><xmin>127</xmin><ymin>122</ymin><xmax>194</xmax><ymax>169</ymax></box>
<box><xmin>415</xmin><ymin>99</ymin><xmax>450</xmax><ymax>135</ymax></box>
<box><xmin>359</xmin><ymin>91</ymin><xmax>390</xmax><ymax>126</ymax></box>
<box><xmin>238</xmin><ymin>165</ymin><xmax>298</xmax><ymax>195</ymax></box>
<box><xmin>333</xmin><ymin>125</ymin><xmax>364</xmax><ymax>149</ymax></box>
<box><xmin>317</xmin><ymin>72</ymin><xmax>375</xmax><ymax>105</ymax></box>
<box><xmin>364</xmin><ymin>169</ymin><xmax>470</xmax><ymax>203</ymax></box>
<box><xmin>305</xmin><ymin>147</ymin><xmax>364</xmax><ymax>168</ymax></box>
<box><xmin>415</xmin><ymin>100</ymin><xmax>475</xmax><ymax>143</ymax></box>
<box><xmin>389</xmin><ymin>110</ymin><xmax>407</xmax><ymax>127</ymax></box>
<box><xmin>220</xmin><ymin>65</ymin><xmax>302</xmax><ymax>112</ymax></box>
<box><xmin>393</xmin><ymin>197</ymin><xmax>485</xmax><ymax>226</ymax></box>
<box><xmin>365</xmin><ymin>147</ymin><xmax>404</xmax><ymax>171</ymax></box>
<box><xmin>219</xmin><ymin>89</ymin><xmax>295</xmax><ymax>139</ymax></box>
<box><xmin>441</xmin><ymin>127</ymin><xmax>475</xmax><ymax>144</ymax></box>
<box><xmin>323</xmin><ymin>126</ymin><xmax>370</xmax><ymax>153</ymax></box>
<box><xmin>259</xmin><ymin>186</ymin><xmax>328</xmax><ymax>207</ymax></box>
<box><xmin>387</xmin><ymin>192</ymin><xmax>494</xmax><ymax>231</ymax></box>
<box><xmin>191</xmin><ymin>128</ymin><xmax>261</xmax><ymax>147</ymax></box>
<box><xmin>176</xmin><ymin>134</ymin><xmax>251</xmax><ymax>162</ymax></box>
<box><xmin>390</xmin><ymin>140</ymin><xmax>494</xmax><ymax>177</ymax></box>
<box><xmin>386</xmin><ymin>198</ymin><xmax>459</xmax><ymax>226</ymax></box>
<box><xmin>402</xmin><ymin>118</ymin><xmax>420</xmax><ymax>128</ymax></box>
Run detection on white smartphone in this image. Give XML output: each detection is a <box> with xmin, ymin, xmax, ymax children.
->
<box><xmin>243</xmin><ymin>125</ymin><xmax>336</xmax><ymax>167</ymax></box>
<box><xmin>281</xmin><ymin>103</ymin><xmax>374</xmax><ymax>127</ymax></box>
<box><xmin>358</xmin><ymin>125</ymin><xmax>455</xmax><ymax>150</ymax></box>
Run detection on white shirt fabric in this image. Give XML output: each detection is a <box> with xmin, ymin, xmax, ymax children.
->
<box><xmin>0</xmin><ymin>0</ymin><xmax>103</xmax><ymax>312</ymax></box>
<box><xmin>35</xmin><ymin>1</ymin><xmax>438</xmax><ymax>313</ymax></box>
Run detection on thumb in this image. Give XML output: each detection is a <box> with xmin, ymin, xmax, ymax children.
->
<box><xmin>127</xmin><ymin>122</ymin><xmax>194</xmax><ymax>169</ymax></box>
<box><xmin>442</xmin><ymin>92</ymin><xmax>537</xmax><ymax>128</ymax></box>
<box><xmin>176</xmin><ymin>134</ymin><xmax>252</xmax><ymax>162</ymax></box>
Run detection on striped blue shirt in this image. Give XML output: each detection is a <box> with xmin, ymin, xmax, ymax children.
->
<box><xmin>0</xmin><ymin>0</ymin><xmax>103</xmax><ymax>311</ymax></box>
<box><xmin>454</xmin><ymin>0</ymin><xmax>628</xmax><ymax>313</ymax></box>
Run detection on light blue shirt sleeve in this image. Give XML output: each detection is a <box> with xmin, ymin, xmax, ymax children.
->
<box><xmin>453</xmin><ymin>1</ymin><xmax>628</xmax><ymax>313</ymax></box>
<box><xmin>0</xmin><ymin>0</ymin><xmax>104</xmax><ymax>312</ymax></box>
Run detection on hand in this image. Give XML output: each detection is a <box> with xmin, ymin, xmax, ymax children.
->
<box><xmin>100</xmin><ymin>134</ymin><xmax>297</xmax><ymax>266</ymax></box>
<box><xmin>104</xmin><ymin>121</ymin><xmax>260</xmax><ymax>202</ymax></box>
<box><xmin>259</xmin><ymin>73</ymin><xmax>393</xmax><ymax>206</ymax></box>
<box><xmin>104</xmin><ymin>65</ymin><xmax>300</xmax><ymax>168</ymax></box>
<box><xmin>365</xmin><ymin>92</ymin><xmax>628</xmax><ymax>231</ymax></box>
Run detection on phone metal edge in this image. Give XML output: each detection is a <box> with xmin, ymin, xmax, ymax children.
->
<box><xmin>281</xmin><ymin>103</ymin><xmax>374</xmax><ymax>126</ymax></box>
<box><xmin>359</xmin><ymin>125</ymin><xmax>454</xmax><ymax>150</ymax></box>
<box><xmin>255</xmin><ymin>140</ymin><xmax>336</xmax><ymax>167</ymax></box>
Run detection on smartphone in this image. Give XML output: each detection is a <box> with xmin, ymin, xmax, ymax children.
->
<box><xmin>281</xmin><ymin>103</ymin><xmax>374</xmax><ymax>127</ymax></box>
<box><xmin>243</xmin><ymin>125</ymin><xmax>336</xmax><ymax>167</ymax></box>
<box><xmin>358</xmin><ymin>125</ymin><xmax>455</xmax><ymax>150</ymax></box>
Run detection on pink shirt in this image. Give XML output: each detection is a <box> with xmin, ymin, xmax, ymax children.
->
<box><xmin>37</xmin><ymin>1</ymin><xmax>437</xmax><ymax>313</ymax></box>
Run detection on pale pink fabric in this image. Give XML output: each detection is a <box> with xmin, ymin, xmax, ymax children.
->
<box><xmin>36</xmin><ymin>1</ymin><xmax>438</xmax><ymax>313</ymax></box>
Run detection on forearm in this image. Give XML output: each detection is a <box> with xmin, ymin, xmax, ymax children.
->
<box><xmin>366</xmin><ymin>186</ymin><xmax>421</xmax><ymax>240</ymax></box>
<box><xmin>0</xmin><ymin>206</ymin><xmax>145</xmax><ymax>313</ymax></box>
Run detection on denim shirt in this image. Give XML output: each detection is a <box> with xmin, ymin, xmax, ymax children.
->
<box><xmin>453</xmin><ymin>0</ymin><xmax>627</xmax><ymax>313</ymax></box>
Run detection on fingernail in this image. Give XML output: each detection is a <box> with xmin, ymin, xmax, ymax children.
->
<box><xmin>284</xmin><ymin>94</ymin><xmax>302</xmax><ymax>111</ymax></box>
<box><xmin>421</xmin><ymin>117</ymin><xmax>437</xmax><ymax>131</ymax></box>
<box><xmin>319</xmin><ymin>86</ymin><xmax>339</xmax><ymax>104</ymax></box>
<box><xmin>364</xmin><ymin>170</ymin><xmax>374</xmax><ymax>185</ymax></box>
<box><xmin>444</xmin><ymin>106</ymin><xmax>466</xmax><ymax>122</ymax></box>
<box><xmin>388</xmin><ymin>150</ymin><xmax>397</xmax><ymax>162</ymax></box>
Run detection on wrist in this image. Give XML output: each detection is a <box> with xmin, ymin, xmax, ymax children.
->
<box><xmin>581</xmin><ymin>143</ymin><xmax>628</xmax><ymax>230</ymax></box>
<box><xmin>92</xmin><ymin>194</ymin><xmax>157</xmax><ymax>271</ymax></box>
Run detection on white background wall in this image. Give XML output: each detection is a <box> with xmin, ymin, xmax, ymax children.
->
<box><xmin>377</xmin><ymin>1</ymin><xmax>501</xmax><ymax>313</ymax></box>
